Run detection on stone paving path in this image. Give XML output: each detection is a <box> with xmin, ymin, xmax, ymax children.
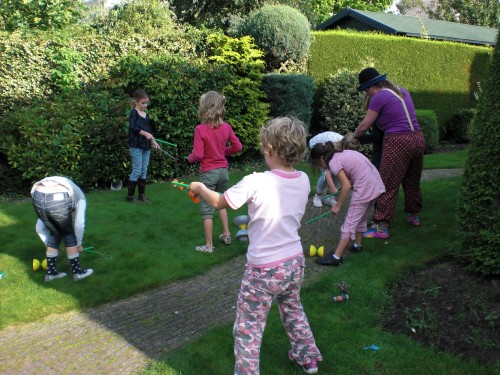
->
<box><xmin>0</xmin><ymin>169</ymin><xmax>463</xmax><ymax>375</ymax></box>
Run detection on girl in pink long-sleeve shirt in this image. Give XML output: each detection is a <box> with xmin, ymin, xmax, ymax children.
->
<box><xmin>187</xmin><ymin>91</ymin><xmax>242</xmax><ymax>253</ymax></box>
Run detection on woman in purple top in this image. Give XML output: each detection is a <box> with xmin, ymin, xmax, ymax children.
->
<box><xmin>353</xmin><ymin>68</ymin><xmax>425</xmax><ymax>239</ymax></box>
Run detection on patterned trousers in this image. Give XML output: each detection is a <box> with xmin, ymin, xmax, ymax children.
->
<box><xmin>373</xmin><ymin>131</ymin><xmax>425</xmax><ymax>224</ymax></box>
<box><xmin>233</xmin><ymin>255</ymin><xmax>322</xmax><ymax>375</ymax></box>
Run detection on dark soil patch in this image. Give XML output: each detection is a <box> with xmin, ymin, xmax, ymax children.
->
<box><xmin>382</xmin><ymin>255</ymin><xmax>500</xmax><ymax>365</ymax></box>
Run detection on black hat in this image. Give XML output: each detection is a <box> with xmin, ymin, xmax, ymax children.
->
<box><xmin>357</xmin><ymin>67</ymin><xmax>387</xmax><ymax>92</ymax></box>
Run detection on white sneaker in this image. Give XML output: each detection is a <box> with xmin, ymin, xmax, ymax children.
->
<box><xmin>44</xmin><ymin>272</ymin><xmax>67</xmax><ymax>282</ymax></box>
<box><xmin>323</xmin><ymin>196</ymin><xmax>337</xmax><ymax>206</ymax></box>
<box><xmin>312</xmin><ymin>194</ymin><xmax>323</xmax><ymax>207</ymax></box>
<box><xmin>73</xmin><ymin>269</ymin><xmax>93</xmax><ymax>281</ymax></box>
<box><xmin>196</xmin><ymin>245</ymin><xmax>214</xmax><ymax>253</ymax></box>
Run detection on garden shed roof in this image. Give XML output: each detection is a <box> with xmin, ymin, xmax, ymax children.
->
<box><xmin>316</xmin><ymin>7</ymin><xmax>497</xmax><ymax>47</ymax></box>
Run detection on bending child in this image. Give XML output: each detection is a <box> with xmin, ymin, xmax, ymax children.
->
<box><xmin>189</xmin><ymin>117</ymin><xmax>322</xmax><ymax>375</ymax></box>
<box><xmin>308</xmin><ymin>131</ymin><xmax>343</xmax><ymax>207</ymax></box>
<box><xmin>310</xmin><ymin>134</ymin><xmax>385</xmax><ymax>266</ymax></box>
<box><xmin>187</xmin><ymin>91</ymin><xmax>242</xmax><ymax>253</ymax></box>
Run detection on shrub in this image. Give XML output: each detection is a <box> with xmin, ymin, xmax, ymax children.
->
<box><xmin>416</xmin><ymin>110</ymin><xmax>439</xmax><ymax>154</ymax></box>
<box><xmin>444</xmin><ymin>108</ymin><xmax>476</xmax><ymax>143</ymax></box>
<box><xmin>240</xmin><ymin>5</ymin><xmax>311</xmax><ymax>70</ymax></box>
<box><xmin>456</xmin><ymin>30</ymin><xmax>500</xmax><ymax>276</ymax></box>
<box><xmin>1</xmin><ymin>89</ymin><xmax>130</xmax><ymax>190</ymax></box>
<box><xmin>317</xmin><ymin>69</ymin><xmax>364</xmax><ymax>135</ymax></box>
<box><xmin>261</xmin><ymin>74</ymin><xmax>314</xmax><ymax>130</ymax></box>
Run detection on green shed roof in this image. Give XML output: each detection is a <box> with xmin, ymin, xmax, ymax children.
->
<box><xmin>317</xmin><ymin>7</ymin><xmax>497</xmax><ymax>46</ymax></box>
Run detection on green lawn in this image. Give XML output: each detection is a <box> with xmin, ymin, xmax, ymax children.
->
<box><xmin>143</xmin><ymin>176</ymin><xmax>498</xmax><ymax>374</ymax></box>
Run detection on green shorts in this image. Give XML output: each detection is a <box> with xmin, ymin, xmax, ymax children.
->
<box><xmin>200</xmin><ymin>168</ymin><xmax>229</xmax><ymax>219</ymax></box>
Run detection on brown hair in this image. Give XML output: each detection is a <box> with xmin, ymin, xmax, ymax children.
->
<box><xmin>259</xmin><ymin>117</ymin><xmax>307</xmax><ymax>167</ymax></box>
<box><xmin>131</xmin><ymin>89</ymin><xmax>149</xmax><ymax>110</ymax></box>
<box><xmin>309</xmin><ymin>141</ymin><xmax>342</xmax><ymax>174</ymax></box>
<box><xmin>198</xmin><ymin>91</ymin><xmax>226</xmax><ymax>127</ymax></box>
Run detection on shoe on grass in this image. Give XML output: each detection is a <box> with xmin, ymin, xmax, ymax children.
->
<box><xmin>219</xmin><ymin>234</ymin><xmax>231</xmax><ymax>245</ymax></box>
<box><xmin>312</xmin><ymin>194</ymin><xmax>323</xmax><ymax>208</ymax></box>
<box><xmin>323</xmin><ymin>196</ymin><xmax>337</xmax><ymax>206</ymax></box>
<box><xmin>288</xmin><ymin>351</ymin><xmax>318</xmax><ymax>374</ymax></box>
<box><xmin>407</xmin><ymin>214</ymin><xmax>421</xmax><ymax>227</ymax></box>
<box><xmin>195</xmin><ymin>245</ymin><xmax>214</xmax><ymax>253</ymax></box>
<box><xmin>363</xmin><ymin>227</ymin><xmax>389</xmax><ymax>239</ymax></box>
<box><xmin>44</xmin><ymin>272</ymin><xmax>67</xmax><ymax>282</ymax></box>
<box><xmin>315</xmin><ymin>252</ymin><xmax>343</xmax><ymax>266</ymax></box>
<box><xmin>73</xmin><ymin>269</ymin><xmax>93</xmax><ymax>281</ymax></box>
<box><xmin>349</xmin><ymin>243</ymin><xmax>363</xmax><ymax>253</ymax></box>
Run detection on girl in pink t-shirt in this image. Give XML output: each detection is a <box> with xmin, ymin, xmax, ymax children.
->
<box><xmin>189</xmin><ymin>117</ymin><xmax>322</xmax><ymax>375</ymax></box>
<box><xmin>309</xmin><ymin>135</ymin><xmax>385</xmax><ymax>266</ymax></box>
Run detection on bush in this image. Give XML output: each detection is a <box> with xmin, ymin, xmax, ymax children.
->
<box><xmin>416</xmin><ymin>110</ymin><xmax>439</xmax><ymax>154</ymax></box>
<box><xmin>317</xmin><ymin>69</ymin><xmax>364</xmax><ymax>135</ymax></box>
<box><xmin>444</xmin><ymin>108</ymin><xmax>476</xmax><ymax>143</ymax></box>
<box><xmin>456</xmin><ymin>30</ymin><xmax>500</xmax><ymax>276</ymax></box>
<box><xmin>261</xmin><ymin>74</ymin><xmax>314</xmax><ymax>130</ymax></box>
<box><xmin>1</xmin><ymin>89</ymin><xmax>130</xmax><ymax>190</ymax></box>
<box><xmin>240</xmin><ymin>5</ymin><xmax>311</xmax><ymax>71</ymax></box>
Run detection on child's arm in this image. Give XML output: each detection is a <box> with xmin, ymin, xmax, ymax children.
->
<box><xmin>225</xmin><ymin>129</ymin><xmax>242</xmax><ymax>156</ymax></box>
<box><xmin>331</xmin><ymin>169</ymin><xmax>351</xmax><ymax>215</ymax></box>
<box><xmin>189</xmin><ymin>182</ymin><xmax>230</xmax><ymax>210</ymax></box>
<box><xmin>325</xmin><ymin>170</ymin><xmax>338</xmax><ymax>193</ymax></box>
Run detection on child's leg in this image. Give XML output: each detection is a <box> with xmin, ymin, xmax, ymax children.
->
<box><xmin>277</xmin><ymin>257</ymin><xmax>322</xmax><ymax>366</ymax></box>
<box><xmin>203</xmin><ymin>218</ymin><xmax>213</xmax><ymax>248</ymax></box>
<box><xmin>315</xmin><ymin>169</ymin><xmax>327</xmax><ymax>195</ymax></box>
<box><xmin>233</xmin><ymin>267</ymin><xmax>274</xmax><ymax>375</ymax></box>
<box><xmin>218</xmin><ymin>208</ymin><xmax>231</xmax><ymax>238</ymax></box>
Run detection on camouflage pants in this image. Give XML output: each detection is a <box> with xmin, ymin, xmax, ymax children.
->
<box><xmin>234</xmin><ymin>255</ymin><xmax>322</xmax><ymax>374</ymax></box>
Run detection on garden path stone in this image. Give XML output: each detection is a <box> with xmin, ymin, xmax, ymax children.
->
<box><xmin>0</xmin><ymin>169</ymin><xmax>462</xmax><ymax>375</ymax></box>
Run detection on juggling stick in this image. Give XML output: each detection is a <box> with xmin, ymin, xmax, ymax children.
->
<box><xmin>171</xmin><ymin>180</ymin><xmax>200</xmax><ymax>203</ymax></box>
<box><xmin>82</xmin><ymin>246</ymin><xmax>115</xmax><ymax>261</ymax></box>
<box><xmin>306</xmin><ymin>211</ymin><xmax>332</xmax><ymax>225</ymax></box>
<box><xmin>156</xmin><ymin>139</ymin><xmax>177</xmax><ymax>147</ymax></box>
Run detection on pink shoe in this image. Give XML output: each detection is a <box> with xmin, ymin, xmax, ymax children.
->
<box><xmin>407</xmin><ymin>214</ymin><xmax>421</xmax><ymax>226</ymax></box>
<box><xmin>289</xmin><ymin>351</ymin><xmax>318</xmax><ymax>374</ymax></box>
<box><xmin>363</xmin><ymin>227</ymin><xmax>389</xmax><ymax>239</ymax></box>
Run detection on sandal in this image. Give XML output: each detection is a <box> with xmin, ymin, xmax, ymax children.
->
<box><xmin>219</xmin><ymin>234</ymin><xmax>232</xmax><ymax>245</ymax></box>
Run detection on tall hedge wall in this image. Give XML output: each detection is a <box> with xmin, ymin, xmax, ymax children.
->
<box><xmin>309</xmin><ymin>30</ymin><xmax>493</xmax><ymax>132</ymax></box>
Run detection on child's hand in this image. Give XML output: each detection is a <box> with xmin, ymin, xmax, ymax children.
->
<box><xmin>151</xmin><ymin>139</ymin><xmax>159</xmax><ymax>149</ymax></box>
<box><xmin>188</xmin><ymin>182</ymin><xmax>204</xmax><ymax>196</ymax></box>
<box><xmin>331</xmin><ymin>205</ymin><xmax>341</xmax><ymax>215</ymax></box>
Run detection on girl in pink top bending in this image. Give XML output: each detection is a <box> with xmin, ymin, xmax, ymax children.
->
<box><xmin>187</xmin><ymin>91</ymin><xmax>242</xmax><ymax>253</ymax></box>
<box><xmin>189</xmin><ymin>117</ymin><xmax>322</xmax><ymax>375</ymax></box>
<box><xmin>310</xmin><ymin>134</ymin><xmax>385</xmax><ymax>266</ymax></box>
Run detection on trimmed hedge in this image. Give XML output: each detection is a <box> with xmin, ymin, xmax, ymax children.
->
<box><xmin>309</xmin><ymin>30</ymin><xmax>493</xmax><ymax>132</ymax></box>
<box><xmin>444</xmin><ymin>108</ymin><xmax>476</xmax><ymax>143</ymax></box>
<box><xmin>261</xmin><ymin>74</ymin><xmax>314</xmax><ymax>130</ymax></box>
<box><xmin>456</xmin><ymin>30</ymin><xmax>500</xmax><ymax>276</ymax></box>
<box><xmin>416</xmin><ymin>109</ymin><xmax>439</xmax><ymax>154</ymax></box>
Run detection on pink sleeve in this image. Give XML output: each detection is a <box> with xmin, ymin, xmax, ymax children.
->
<box><xmin>225</xmin><ymin>125</ymin><xmax>242</xmax><ymax>156</ymax></box>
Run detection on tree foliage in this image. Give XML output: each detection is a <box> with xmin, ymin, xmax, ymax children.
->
<box><xmin>0</xmin><ymin>0</ymin><xmax>84</xmax><ymax>32</ymax></box>
<box><xmin>397</xmin><ymin>0</ymin><xmax>500</xmax><ymax>28</ymax></box>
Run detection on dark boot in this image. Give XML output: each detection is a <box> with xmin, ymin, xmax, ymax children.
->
<box><xmin>126</xmin><ymin>180</ymin><xmax>138</xmax><ymax>202</ymax></box>
<box><xmin>138</xmin><ymin>178</ymin><xmax>149</xmax><ymax>203</ymax></box>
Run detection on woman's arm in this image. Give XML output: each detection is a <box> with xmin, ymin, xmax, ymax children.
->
<box><xmin>354</xmin><ymin>109</ymin><xmax>379</xmax><ymax>138</ymax></box>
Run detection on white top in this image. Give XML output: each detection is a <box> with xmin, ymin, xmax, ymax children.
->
<box><xmin>224</xmin><ymin>170</ymin><xmax>310</xmax><ymax>266</ymax></box>
<box><xmin>31</xmin><ymin>176</ymin><xmax>86</xmax><ymax>246</ymax></box>
<box><xmin>309</xmin><ymin>131</ymin><xmax>343</xmax><ymax>148</ymax></box>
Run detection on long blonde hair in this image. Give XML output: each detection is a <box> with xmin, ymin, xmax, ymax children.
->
<box><xmin>198</xmin><ymin>91</ymin><xmax>226</xmax><ymax>127</ymax></box>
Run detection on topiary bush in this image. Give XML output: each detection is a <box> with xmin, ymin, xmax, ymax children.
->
<box><xmin>456</xmin><ymin>29</ymin><xmax>500</xmax><ymax>277</ymax></box>
<box><xmin>239</xmin><ymin>5</ymin><xmax>311</xmax><ymax>71</ymax></box>
<box><xmin>416</xmin><ymin>109</ymin><xmax>439</xmax><ymax>154</ymax></box>
<box><xmin>261</xmin><ymin>73</ymin><xmax>314</xmax><ymax>131</ymax></box>
<box><xmin>317</xmin><ymin>69</ymin><xmax>364</xmax><ymax>135</ymax></box>
<box><xmin>444</xmin><ymin>108</ymin><xmax>476</xmax><ymax>143</ymax></box>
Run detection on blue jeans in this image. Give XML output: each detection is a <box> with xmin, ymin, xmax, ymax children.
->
<box><xmin>316</xmin><ymin>168</ymin><xmax>339</xmax><ymax>194</ymax></box>
<box><xmin>32</xmin><ymin>191</ymin><xmax>77</xmax><ymax>248</ymax></box>
<box><xmin>129</xmin><ymin>147</ymin><xmax>151</xmax><ymax>181</ymax></box>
